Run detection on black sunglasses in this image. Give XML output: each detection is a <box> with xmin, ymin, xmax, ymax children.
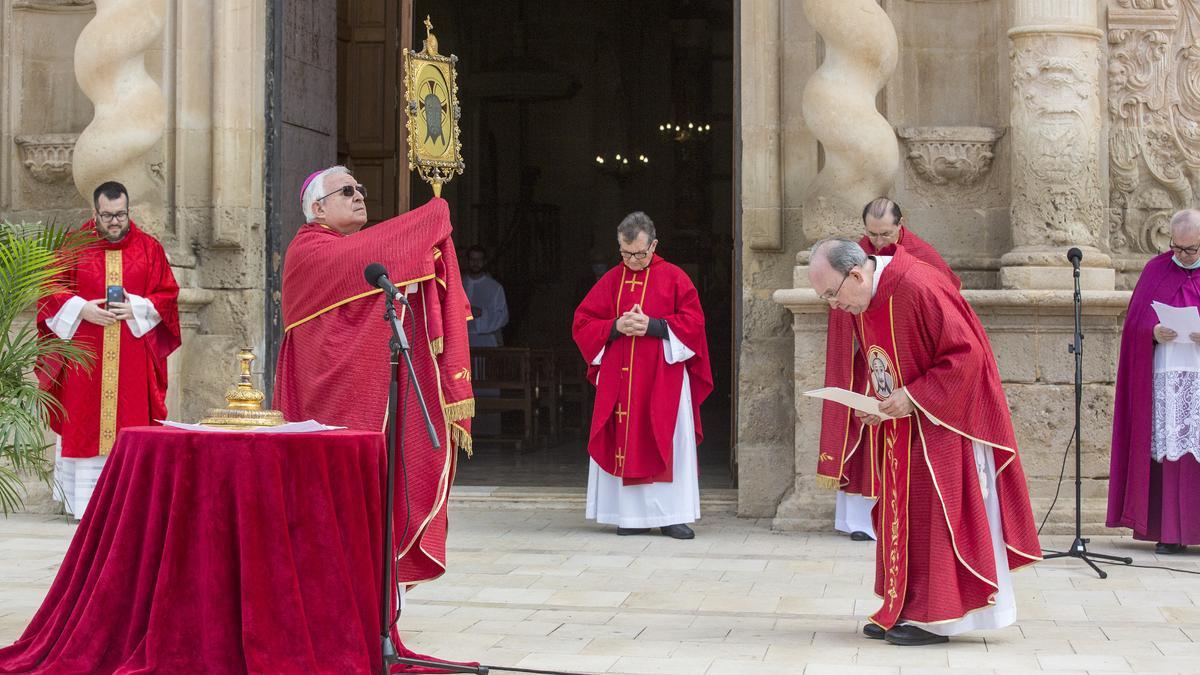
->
<box><xmin>318</xmin><ymin>183</ymin><xmax>367</xmax><ymax>201</ymax></box>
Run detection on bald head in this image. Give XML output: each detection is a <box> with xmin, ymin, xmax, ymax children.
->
<box><xmin>1171</xmin><ymin>209</ymin><xmax>1200</xmax><ymax>236</ymax></box>
<box><xmin>862</xmin><ymin>197</ymin><xmax>904</xmax><ymax>249</ymax></box>
<box><xmin>808</xmin><ymin>237</ymin><xmax>875</xmax><ymax>314</ymax></box>
<box><xmin>1170</xmin><ymin>208</ymin><xmax>1200</xmax><ymax>266</ymax></box>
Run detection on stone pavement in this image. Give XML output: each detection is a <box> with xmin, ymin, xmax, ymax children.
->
<box><xmin>3</xmin><ymin>501</ymin><xmax>1200</xmax><ymax>674</ymax></box>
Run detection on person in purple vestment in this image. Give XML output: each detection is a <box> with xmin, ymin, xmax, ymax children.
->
<box><xmin>1109</xmin><ymin>208</ymin><xmax>1200</xmax><ymax>554</ymax></box>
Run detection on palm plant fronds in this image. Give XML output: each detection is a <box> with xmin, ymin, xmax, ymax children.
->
<box><xmin>0</xmin><ymin>220</ymin><xmax>94</xmax><ymax>515</ymax></box>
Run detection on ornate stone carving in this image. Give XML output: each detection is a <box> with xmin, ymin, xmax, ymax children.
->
<box><xmin>799</xmin><ymin>0</ymin><xmax>898</xmax><ymax>243</ymax></box>
<box><xmin>895</xmin><ymin>126</ymin><xmax>1004</xmax><ymax>189</ymax></box>
<box><xmin>72</xmin><ymin>0</ymin><xmax>167</xmax><ymax>219</ymax></box>
<box><xmin>13</xmin><ymin>134</ymin><xmax>78</xmax><ymax>184</ymax></box>
<box><xmin>1104</xmin><ymin>0</ymin><xmax>1200</xmax><ymax>255</ymax></box>
<box><xmin>1009</xmin><ymin>42</ymin><xmax>1103</xmax><ymax>250</ymax></box>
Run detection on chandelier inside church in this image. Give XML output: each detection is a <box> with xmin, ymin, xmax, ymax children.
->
<box><xmin>594</xmin><ymin>152</ymin><xmax>649</xmax><ymax>178</ymax></box>
<box><xmin>659</xmin><ymin>121</ymin><xmax>711</xmax><ymax>143</ymax></box>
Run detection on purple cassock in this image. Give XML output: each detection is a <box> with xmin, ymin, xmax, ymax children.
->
<box><xmin>1108</xmin><ymin>252</ymin><xmax>1200</xmax><ymax>544</ymax></box>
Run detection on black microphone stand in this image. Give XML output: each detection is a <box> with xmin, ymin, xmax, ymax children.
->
<box><xmin>1042</xmin><ymin>256</ymin><xmax>1132</xmax><ymax>578</ymax></box>
<box><xmin>377</xmin><ymin>291</ymin><xmax>487</xmax><ymax>675</ymax></box>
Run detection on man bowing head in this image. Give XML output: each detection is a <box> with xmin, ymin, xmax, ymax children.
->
<box><xmin>808</xmin><ymin>238</ymin><xmax>1041</xmax><ymax>646</ymax></box>
<box><xmin>573</xmin><ymin>212</ymin><xmax>712</xmax><ymax>539</ymax></box>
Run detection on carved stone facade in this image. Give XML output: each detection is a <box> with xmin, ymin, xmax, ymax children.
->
<box><xmin>1106</xmin><ymin>0</ymin><xmax>1200</xmax><ymax>286</ymax></box>
<box><xmin>2</xmin><ymin>0</ymin><xmax>267</xmax><ymax>512</ymax></box>
<box><xmin>798</xmin><ymin>0</ymin><xmax>899</xmax><ymax>246</ymax></box>
<box><xmin>0</xmin><ymin>0</ymin><xmax>1168</xmax><ymax>530</ymax></box>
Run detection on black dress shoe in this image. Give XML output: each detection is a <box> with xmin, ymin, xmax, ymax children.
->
<box><xmin>862</xmin><ymin>623</ymin><xmax>884</xmax><ymax>640</ymax></box>
<box><xmin>1156</xmin><ymin>542</ymin><xmax>1188</xmax><ymax>554</ymax></box>
<box><xmin>660</xmin><ymin>523</ymin><xmax>695</xmax><ymax>539</ymax></box>
<box><xmin>850</xmin><ymin>530</ymin><xmax>873</xmax><ymax>542</ymax></box>
<box><xmin>616</xmin><ymin>527</ymin><xmax>650</xmax><ymax>536</ymax></box>
<box><xmin>884</xmin><ymin>624</ymin><xmax>949</xmax><ymax>646</ymax></box>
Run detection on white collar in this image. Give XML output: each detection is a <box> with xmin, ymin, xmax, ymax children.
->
<box><xmin>870</xmin><ymin>256</ymin><xmax>893</xmax><ymax>299</ymax></box>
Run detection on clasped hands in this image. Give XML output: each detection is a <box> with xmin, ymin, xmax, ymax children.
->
<box><xmin>615</xmin><ymin>304</ymin><xmax>651</xmax><ymax>337</ymax></box>
<box><xmin>854</xmin><ymin>387</ymin><xmax>915</xmax><ymax>426</ymax></box>
<box><xmin>1153</xmin><ymin>323</ymin><xmax>1200</xmax><ymax>344</ymax></box>
<box><xmin>81</xmin><ymin>298</ymin><xmax>132</xmax><ymax>327</ymax></box>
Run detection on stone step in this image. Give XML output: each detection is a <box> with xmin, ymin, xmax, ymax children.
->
<box><xmin>450</xmin><ymin>485</ymin><xmax>739</xmax><ymax>512</ymax></box>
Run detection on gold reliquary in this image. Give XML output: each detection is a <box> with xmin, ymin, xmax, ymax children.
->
<box><xmin>198</xmin><ymin>348</ymin><xmax>285</xmax><ymax>428</ymax></box>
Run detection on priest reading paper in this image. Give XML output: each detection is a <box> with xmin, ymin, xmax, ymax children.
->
<box><xmin>274</xmin><ymin>166</ymin><xmax>474</xmax><ymax>588</ymax></box>
<box><xmin>1109</xmin><ymin>208</ymin><xmax>1200</xmax><ymax>555</ymax></box>
<box><xmin>818</xmin><ymin>198</ymin><xmax>960</xmax><ymax>542</ymax></box>
<box><xmin>573</xmin><ymin>212</ymin><xmax>712</xmax><ymax>540</ymax></box>
<box><xmin>38</xmin><ymin>181</ymin><xmax>180</xmax><ymax>518</ymax></box>
<box><xmin>808</xmin><ymin>238</ymin><xmax>1040</xmax><ymax>647</ymax></box>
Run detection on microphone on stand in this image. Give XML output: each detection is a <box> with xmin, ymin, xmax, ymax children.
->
<box><xmin>364</xmin><ymin>262</ymin><xmax>410</xmax><ymax>306</ymax></box>
<box><xmin>1067</xmin><ymin>247</ymin><xmax>1083</xmax><ymax>269</ymax></box>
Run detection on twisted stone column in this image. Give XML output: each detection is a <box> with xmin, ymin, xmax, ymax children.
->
<box><xmin>1003</xmin><ymin>0</ymin><xmax>1112</xmax><ymax>290</ymax></box>
<box><xmin>800</xmin><ymin>0</ymin><xmax>898</xmax><ymax>244</ymax></box>
<box><xmin>72</xmin><ymin>0</ymin><xmax>166</xmax><ymax>221</ymax></box>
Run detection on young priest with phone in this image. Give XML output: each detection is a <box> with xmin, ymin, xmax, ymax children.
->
<box><xmin>37</xmin><ymin>181</ymin><xmax>180</xmax><ymax>518</ymax></box>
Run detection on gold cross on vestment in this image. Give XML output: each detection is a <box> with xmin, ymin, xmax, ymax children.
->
<box><xmin>623</xmin><ymin>277</ymin><xmax>643</xmax><ymax>293</ymax></box>
<box><xmin>615</xmin><ymin>405</ymin><xmax>628</xmax><ymax>424</ymax></box>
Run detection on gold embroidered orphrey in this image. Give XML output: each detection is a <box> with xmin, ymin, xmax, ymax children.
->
<box><xmin>403</xmin><ymin>16</ymin><xmax>465</xmax><ymax>198</ymax></box>
<box><xmin>98</xmin><ymin>250</ymin><xmax>122</xmax><ymax>456</ymax></box>
<box><xmin>864</xmin><ymin>345</ymin><xmax>898</xmax><ymax>400</ymax></box>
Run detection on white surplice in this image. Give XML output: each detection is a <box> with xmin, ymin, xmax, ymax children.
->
<box><xmin>45</xmin><ymin>294</ymin><xmax>161</xmax><ymax>518</ymax></box>
<box><xmin>585</xmin><ymin>328</ymin><xmax>701</xmax><ymax>528</ymax></box>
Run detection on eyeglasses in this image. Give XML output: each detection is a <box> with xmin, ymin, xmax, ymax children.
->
<box><xmin>317</xmin><ymin>184</ymin><xmax>367</xmax><ymax>201</ymax></box>
<box><xmin>98</xmin><ymin>211</ymin><xmax>129</xmax><ymax>223</ymax></box>
<box><xmin>819</xmin><ymin>272</ymin><xmax>850</xmax><ymax>302</ymax></box>
<box><xmin>619</xmin><ymin>247</ymin><xmax>653</xmax><ymax>261</ymax></box>
<box><xmin>1170</xmin><ymin>242</ymin><xmax>1200</xmax><ymax>256</ymax></box>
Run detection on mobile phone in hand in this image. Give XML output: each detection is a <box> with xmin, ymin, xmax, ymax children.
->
<box><xmin>106</xmin><ymin>285</ymin><xmax>125</xmax><ymax>305</ymax></box>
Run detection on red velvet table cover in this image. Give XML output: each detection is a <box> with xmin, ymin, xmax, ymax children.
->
<box><xmin>0</xmin><ymin>427</ymin><xmax>394</xmax><ymax>674</ymax></box>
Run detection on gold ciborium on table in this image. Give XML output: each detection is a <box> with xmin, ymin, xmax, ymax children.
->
<box><xmin>198</xmin><ymin>348</ymin><xmax>285</xmax><ymax>428</ymax></box>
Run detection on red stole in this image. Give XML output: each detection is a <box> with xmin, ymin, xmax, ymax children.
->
<box><xmin>572</xmin><ymin>256</ymin><xmax>712</xmax><ymax>485</ymax></box>
<box><xmin>856</xmin><ymin>302</ymin><xmax>913</xmax><ymax>629</ymax></box>
<box><xmin>856</xmin><ymin>249</ymin><xmax>1041</xmax><ymax>629</ymax></box>
<box><xmin>817</xmin><ymin>227</ymin><xmax>960</xmax><ymax>494</ymax></box>
<box><xmin>273</xmin><ymin>198</ymin><xmax>473</xmax><ymax>586</ymax></box>
<box><xmin>36</xmin><ymin>221</ymin><xmax>180</xmax><ymax>457</ymax></box>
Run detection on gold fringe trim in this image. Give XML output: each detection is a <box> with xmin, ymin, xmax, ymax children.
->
<box><xmin>451</xmin><ymin>422</ymin><xmax>473</xmax><ymax>457</ymax></box>
<box><xmin>443</xmin><ymin>397</ymin><xmax>474</xmax><ymax>422</ymax></box>
<box><xmin>815</xmin><ymin>475</ymin><xmax>840</xmax><ymax>490</ymax></box>
<box><xmin>430</xmin><ymin>336</ymin><xmax>444</xmax><ymax>356</ymax></box>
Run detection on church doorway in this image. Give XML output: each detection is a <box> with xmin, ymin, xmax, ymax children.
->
<box><xmin>269</xmin><ymin>0</ymin><xmax>735</xmax><ymax>490</ymax></box>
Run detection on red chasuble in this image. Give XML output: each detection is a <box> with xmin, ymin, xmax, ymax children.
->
<box><xmin>36</xmin><ymin>221</ymin><xmax>181</xmax><ymax>457</ymax></box>
<box><xmin>572</xmin><ymin>256</ymin><xmax>712</xmax><ymax>485</ymax></box>
<box><xmin>274</xmin><ymin>198</ymin><xmax>473</xmax><ymax>586</ymax></box>
<box><xmin>817</xmin><ymin>227</ymin><xmax>960</xmax><ymax>495</ymax></box>
<box><xmin>852</xmin><ymin>249</ymin><xmax>1040</xmax><ymax>629</ymax></box>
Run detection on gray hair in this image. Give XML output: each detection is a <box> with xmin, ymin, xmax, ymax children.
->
<box><xmin>810</xmin><ymin>237</ymin><xmax>868</xmax><ymax>274</ymax></box>
<box><xmin>1170</xmin><ymin>208</ymin><xmax>1200</xmax><ymax>235</ymax></box>
<box><xmin>617</xmin><ymin>211</ymin><xmax>656</xmax><ymax>243</ymax></box>
<box><xmin>301</xmin><ymin>165</ymin><xmax>351</xmax><ymax>221</ymax></box>
<box><xmin>862</xmin><ymin>197</ymin><xmax>902</xmax><ymax>224</ymax></box>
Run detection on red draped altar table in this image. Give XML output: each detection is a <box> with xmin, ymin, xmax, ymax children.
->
<box><xmin>0</xmin><ymin>426</ymin><xmax>395</xmax><ymax>674</ymax></box>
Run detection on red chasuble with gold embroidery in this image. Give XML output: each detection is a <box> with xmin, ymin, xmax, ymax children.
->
<box><xmin>818</xmin><ymin>228</ymin><xmax>961</xmax><ymax>496</ymax></box>
<box><xmin>572</xmin><ymin>256</ymin><xmax>712</xmax><ymax>486</ymax></box>
<box><xmin>853</xmin><ymin>249</ymin><xmax>1040</xmax><ymax>629</ymax></box>
<box><xmin>274</xmin><ymin>198</ymin><xmax>473</xmax><ymax>585</ymax></box>
<box><xmin>36</xmin><ymin>221</ymin><xmax>180</xmax><ymax>458</ymax></box>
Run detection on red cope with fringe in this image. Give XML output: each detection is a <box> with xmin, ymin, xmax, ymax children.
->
<box><xmin>36</xmin><ymin>221</ymin><xmax>181</xmax><ymax>457</ymax></box>
<box><xmin>572</xmin><ymin>256</ymin><xmax>713</xmax><ymax>485</ymax></box>
<box><xmin>853</xmin><ymin>249</ymin><xmax>1040</xmax><ymax>629</ymax></box>
<box><xmin>274</xmin><ymin>198</ymin><xmax>473</xmax><ymax>590</ymax></box>
<box><xmin>817</xmin><ymin>227</ymin><xmax>960</xmax><ymax>495</ymax></box>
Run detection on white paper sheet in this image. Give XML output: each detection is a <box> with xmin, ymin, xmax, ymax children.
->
<box><xmin>158</xmin><ymin>420</ymin><xmax>346</xmax><ymax>433</ymax></box>
<box><xmin>1152</xmin><ymin>301</ymin><xmax>1200</xmax><ymax>343</ymax></box>
<box><xmin>802</xmin><ymin>387</ymin><xmax>895</xmax><ymax>420</ymax></box>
